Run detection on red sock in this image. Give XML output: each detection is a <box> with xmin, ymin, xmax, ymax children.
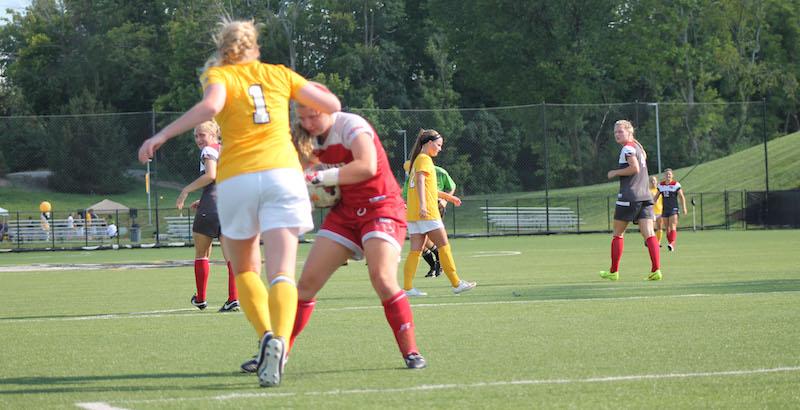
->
<box><xmin>226</xmin><ymin>261</ymin><xmax>238</xmax><ymax>302</ymax></box>
<box><xmin>610</xmin><ymin>236</ymin><xmax>624</xmax><ymax>273</ymax></box>
<box><xmin>194</xmin><ymin>258</ymin><xmax>210</xmax><ymax>302</ymax></box>
<box><xmin>289</xmin><ymin>299</ymin><xmax>316</xmax><ymax>353</ymax></box>
<box><xmin>382</xmin><ymin>291</ymin><xmax>419</xmax><ymax>356</ymax></box>
<box><xmin>667</xmin><ymin>230</ymin><xmax>677</xmax><ymax>244</ymax></box>
<box><xmin>645</xmin><ymin>235</ymin><xmax>661</xmax><ymax>272</ymax></box>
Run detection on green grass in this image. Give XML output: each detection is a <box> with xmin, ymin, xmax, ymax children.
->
<box><xmin>1</xmin><ymin>230</ymin><xmax>799</xmax><ymax>408</ymax></box>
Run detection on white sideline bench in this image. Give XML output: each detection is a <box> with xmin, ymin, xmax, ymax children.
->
<box><xmin>5</xmin><ymin>219</ymin><xmax>110</xmax><ymax>242</ymax></box>
<box><xmin>481</xmin><ymin>207</ymin><xmax>581</xmax><ymax>231</ymax></box>
<box><xmin>165</xmin><ymin>216</ymin><xmax>194</xmax><ymax>241</ymax></box>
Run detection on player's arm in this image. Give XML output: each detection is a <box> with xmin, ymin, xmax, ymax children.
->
<box><xmin>339</xmin><ymin>132</ymin><xmax>377</xmax><ymax>184</ymax></box>
<box><xmin>416</xmin><ymin>171</ymin><xmax>429</xmax><ymax>219</ymax></box>
<box><xmin>138</xmin><ymin>84</ymin><xmax>226</xmax><ymax>163</ymax></box>
<box><xmin>678</xmin><ymin>188</ymin><xmax>687</xmax><ymax>215</ymax></box>
<box><xmin>177</xmin><ymin>157</ymin><xmax>217</xmax><ymax>210</ymax></box>
<box><xmin>438</xmin><ymin>170</ymin><xmax>457</xmax><ymax>207</ymax></box>
<box><xmin>608</xmin><ymin>154</ymin><xmax>640</xmax><ymax>179</ymax></box>
<box><xmin>305</xmin><ymin>132</ymin><xmax>375</xmax><ymax>186</ymax></box>
<box><xmin>438</xmin><ymin>191</ymin><xmax>461</xmax><ymax>206</ymax></box>
<box><xmin>294</xmin><ymin>81</ymin><xmax>341</xmax><ymax>114</ymax></box>
<box><xmin>653</xmin><ymin>190</ymin><xmax>662</xmax><ymax>202</ymax></box>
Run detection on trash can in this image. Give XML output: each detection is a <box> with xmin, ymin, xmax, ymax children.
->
<box><xmin>130</xmin><ymin>225</ymin><xmax>141</xmax><ymax>242</ymax></box>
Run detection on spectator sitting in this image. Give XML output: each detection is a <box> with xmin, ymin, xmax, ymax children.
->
<box><xmin>106</xmin><ymin>219</ymin><xmax>118</xmax><ymax>238</ymax></box>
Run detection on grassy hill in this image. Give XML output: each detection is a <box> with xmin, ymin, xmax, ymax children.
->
<box><xmin>469</xmin><ymin>131</ymin><xmax>800</xmax><ymax>200</ymax></box>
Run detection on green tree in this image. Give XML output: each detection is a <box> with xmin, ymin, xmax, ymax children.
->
<box><xmin>47</xmin><ymin>90</ymin><xmax>132</xmax><ymax>193</ymax></box>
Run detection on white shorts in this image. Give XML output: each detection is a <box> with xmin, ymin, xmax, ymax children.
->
<box><xmin>217</xmin><ymin>168</ymin><xmax>313</xmax><ymax>240</ymax></box>
<box><xmin>407</xmin><ymin>219</ymin><xmax>444</xmax><ymax>235</ymax></box>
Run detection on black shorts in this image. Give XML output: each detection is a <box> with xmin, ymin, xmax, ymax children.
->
<box><xmin>614</xmin><ymin>200</ymin><xmax>655</xmax><ymax>223</ymax></box>
<box><xmin>662</xmin><ymin>207</ymin><xmax>679</xmax><ymax>217</ymax></box>
<box><xmin>193</xmin><ymin>211</ymin><xmax>221</xmax><ymax>239</ymax></box>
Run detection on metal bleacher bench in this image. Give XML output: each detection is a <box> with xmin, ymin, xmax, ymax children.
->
<box><xmin>164</xmin><ymin>216</ymin><xmax>194</xmax><ymax>241</ymax></box>
<box><xmin>480</xmin><ymin>206</ymin><xmax>581</xmax><ymax>231</ymax></box>
<box><xmin>5</xmin><ymin>218</ymin><xmax>109</xmax><ymax>242</ymax></box>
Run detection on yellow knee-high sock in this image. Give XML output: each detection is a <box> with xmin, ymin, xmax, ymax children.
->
<box><xmin>403</xmin><ymin>251</ymin><xmax>421</xmax><ymax>290</ymax></box>
<box><xmin>438</xmin><ymin>244</ymin><xmax>461</xmax><ymax>287</ymax></box>
<box><xmin>655</xmin><ymin>229</ymin><xmax>663</xmax><ymax>243</ymax></box>
<box><xmin>234</xmin><ymin>271</ymin><xmax>271</xmax><ymax>337</ymax></box>
<box><xmin>268</xmin><ymin>275</ymin><xmax>298</xmax><ymax>341</ymax></box>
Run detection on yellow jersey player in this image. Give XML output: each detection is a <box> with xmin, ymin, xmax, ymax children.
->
<box><xmin>403</xmin><ymin>129</ymin><xmax>475</xmax><ymax>296</ymax></box>
<box><xmin>138</xmin><ymin>18</ymin><xmax>340</xmax><ymax>388</ymax></box>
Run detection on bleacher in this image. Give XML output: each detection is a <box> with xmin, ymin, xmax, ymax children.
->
<box><xmin>5</xmin><ymin>218</ymin><xmax>110</xmax><ymax>243</ymax></box>
<box><xmin>481</xmin><ymin>206</ymin><xmax>582</xmax><ymax>232</ymax></box>
<box><xmin>165</xmin><ymin>216</ymin><xmax>194</xmax><ymax>241</ymax></box>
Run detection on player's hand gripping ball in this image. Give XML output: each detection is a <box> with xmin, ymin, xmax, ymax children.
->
<box><xmin>305</xmin><ymin>167</ymin><xmax>340</xmax><ymax>208</ymax></box>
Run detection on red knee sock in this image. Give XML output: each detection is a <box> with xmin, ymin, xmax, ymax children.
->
<box><xmin>194</xmin><ymin>258</ymin><xmax>210</xmax><ymax>302</ymax></box>
<box><xmin>610</xmin><ymin>236</ymin><xmax>624</xmax><ymax>273</ymax></box>
<box><xmin>645</xmin><ymin>235</ymin><xmax>661</xmax><ymax>272</ymax></box>
<box><xmin>226</xmin><ymin>261</ymin><xmax>238</xmax><ymax>302</ymax></box>
<box><xmin>667</xmin><ymin>230</ymin><xmax>677</xmax><ymax>244</ymax></box>
<box><xmin>382</xmin><ymin>291</ymin><xmax>419</xmax><ymax>356</ymax></box>
<box><xmin>289</xmin><ymin>299</ymin><xmax>316</xmax><ymax>353</ymax></box>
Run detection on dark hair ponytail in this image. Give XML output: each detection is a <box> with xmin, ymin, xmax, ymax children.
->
<box><xmin>408</xmin><ymin>129</ymin><xmax>440</xmax><ymax>174</ymax></box>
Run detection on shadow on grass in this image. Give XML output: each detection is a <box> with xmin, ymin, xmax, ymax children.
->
<box><xmin>0</xmin><ymin>366</ymin><xmax>397</xmax><ymax>395</ymax></box>
<box><xmin>474</xmin><ymin>279</ymin><xmax>800</xmax><ymax>301</ymax></box>
<box><xmin>0</xmin><ymin>310</ymin><xmax>198</xmax><ymax>322</ymax></box>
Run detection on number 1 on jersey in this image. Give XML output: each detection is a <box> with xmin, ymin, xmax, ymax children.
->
<box><xmin>248</xmin><ymin>85</ymin><xmax>270</xmax><ymax>124</ymax></box>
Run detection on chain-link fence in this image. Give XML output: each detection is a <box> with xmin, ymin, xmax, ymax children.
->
<box><xmin>0</xmin><ymin>101</ymin><xmax>793</xmax><ymax>251</ymax></box>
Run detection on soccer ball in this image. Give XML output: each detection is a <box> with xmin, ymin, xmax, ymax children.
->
<box><xmin>307</xmin><ymin>184</ymin><xmax>340</xmax><ymax>208</ymax></box>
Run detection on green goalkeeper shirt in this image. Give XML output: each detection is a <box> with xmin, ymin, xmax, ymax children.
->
<box><xmin>402</xmin><ymin>164</ymin><xmax>456</xmax><ymax>201</ymax></box>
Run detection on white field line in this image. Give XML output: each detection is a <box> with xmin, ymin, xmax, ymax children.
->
<box><xmin>75</xmin><ymin>402</ymin><xmax>129</xmax><ymax>410</ymax></box>
<box><xmin>5</xmin><ymin>290</ymin><xmax>800</xmax><ymax>324</ymax></box>
<box><xmin>75</xmin><ymin>366</ymin><xmax>800</xmax><ymax>407</ymax></box>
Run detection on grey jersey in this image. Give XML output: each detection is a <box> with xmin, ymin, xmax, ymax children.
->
<box><xmin>617</xmin><ymin>142</ymin><xmax>651</xmax><ymax>203</ymax></box>
<box><xmin>197</xmin><ymin>144</ymin><xmax>220</xmax><ymax>215</ymax></box>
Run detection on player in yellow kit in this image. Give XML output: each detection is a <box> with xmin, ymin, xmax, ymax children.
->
<box><xmin>138</xmin><ymin>18</ymin><xmax>340</xmax><ymax>388</ymax></box>
<box><xmin>403</xmin><ymin>129</ymin><xmax>476</xmax><ymax>296</ymax></box>
<box><xmin>649</xmin><ymin>176</ymin><xmax>664</xmax><ymax>246</ymax></box>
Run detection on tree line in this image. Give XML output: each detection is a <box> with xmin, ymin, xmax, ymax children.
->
<box><xmin>0</xmin><ymin>0</ymin><xmax>796</xmax><ymax>194</ymax></box>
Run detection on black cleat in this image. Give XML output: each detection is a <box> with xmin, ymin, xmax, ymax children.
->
<box><xmin>219</xmin><ymin>299</ymin><xmax>240</xmax><ymax>312</ymax></box>
<box><xmin>190</xmin><ymin>295</ymin><xmax>208</xmax><ymax>310</ymax></box>
<box><xmin>404</xmin><ymin>353</ymin><xmax>427</xmax><ymax>369</ymax></box>
<box><xmin>241</xmin><ymin>355</ymin><xmax>258</xmax><ymax>373</ymax></box>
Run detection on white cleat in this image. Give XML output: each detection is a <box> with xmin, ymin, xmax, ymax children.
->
<box><xmin>257</xmin><ymin>333</ymin><xmax>286</xmax><ymax>387</ymax></box>
<box><xmin>404</xmin><ymin>288</ymin><xmax>428</xmax><ymax>297</ymax></box>
<box><xmin>452</xmin><ymin>280</ymin><xmax>477</xmax><ymax>294</ymax></box>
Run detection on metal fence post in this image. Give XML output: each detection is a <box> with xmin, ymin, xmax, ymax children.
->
<box><xmin>451</xmin><ymin>201</ymin><xmax>457</xmax><ymax>236</ymax></box>
<box><xmin>15</xmin><ymin>211</ymin><xmax>20</xmax><ymax>249</ymax></box>
<box><xmin>607</xmin><ymin>196</ymin><xmax>611</xmax><ymax>232</ymax></box>
<box><xmin>724</xmin><ymin>191</ymin><xmax>729</xmax><ymax>230</ymax></box>
<box><xmin>700</xmin><ymin>193</ymin><xmax>704</xmax><ymax>230</ymax></box>
<box><xmin>742</xmin><ymin>190</ymin><xmax>746</xmax><ymax>230</ymax></box>
<box><xmin>576</xmin><ymin>196</ymin><xmax>581</xmax><ymax>233</ymax></box>
<box><xmin>515</xmin><ymin>199</ymin><xmax>520</xmax><ymax>236</ymax></box>
<box><xmin>485</xmin><ymin>199</ymin><xmax>490</xmax><ymax>236</ymax></box>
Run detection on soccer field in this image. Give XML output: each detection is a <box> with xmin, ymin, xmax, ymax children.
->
<box><xmin>1</xmin><ymin>230</ymin><xmax>799</xmax><ymax>409</ymax></box>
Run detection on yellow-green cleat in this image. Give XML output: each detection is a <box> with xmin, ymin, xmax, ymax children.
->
<box><xmin>647</xmin><ymin>270</ymin><xmax>662</xmax><ymax>281</ymax></box>
<box><xmin>599</xmin><ymin>271</ymin><xmax>619</xmax><ymax>281</ymax></box>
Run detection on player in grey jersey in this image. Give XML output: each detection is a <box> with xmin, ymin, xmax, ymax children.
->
<box><xmin>599</xmin><ymin>120</ymin><xmax>662</xmax><ymax>281</ymax></box>
<box><xmin>653</xmin><ymin>168</ymin><xmax>687</xmax><ymax>251</ymax></box>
